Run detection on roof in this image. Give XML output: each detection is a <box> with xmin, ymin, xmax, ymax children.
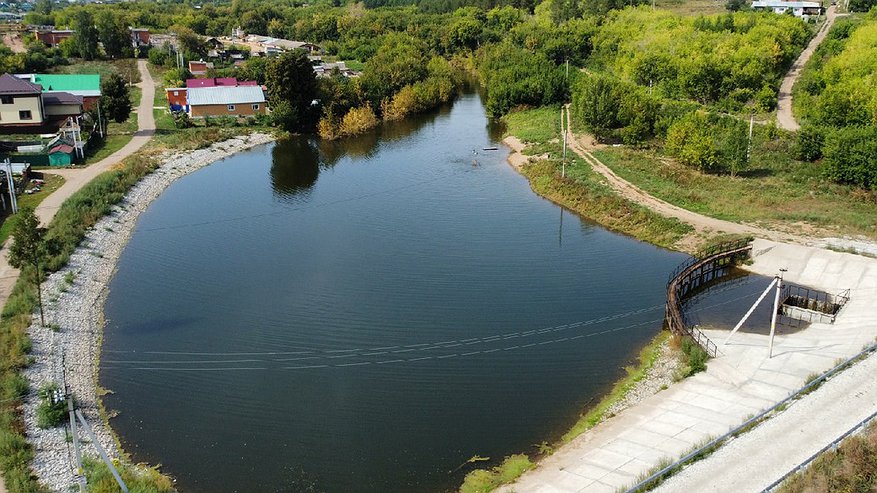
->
<box><xmin>42</xmin><ymin>92</ymin><xmax>83</xmax><ymax>106</ymax></box>
<box><xmin>186</xmin><ymin>78</ymin><xmax>259</xmax><ymax>88</ymax></box>
<box><xmin>0</xmin><ymin>73</ymin><xmax>42</xmax><ymax>95</ymax></box>
<box><xmin>28</xmin><ymin>74</ymin><xmax>101</xmax><ymax>97</ymax></box>
<box><xmin>187</xmin><ymin>86</ymin><xmax>266</xmax><ymax>106</ymax></box>
<box><xmin>48</xmin><ymin>144</ymin><xmax>74</xmax><ymax>154</ymax></box>
<box><xmin>752</xmin><ymin>1</ymin><xmax>821</xmax><ymax>6</ymax></box>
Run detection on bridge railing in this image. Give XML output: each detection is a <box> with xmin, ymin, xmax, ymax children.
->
<box><xmin>665</xmin><ymin>238</ymin><xmax>753</xmax><ymax>357</ymax></box>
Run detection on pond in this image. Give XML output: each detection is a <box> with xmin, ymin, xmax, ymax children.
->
<box><xmin>101</xmin><ymin>93</ymin><xmax>696</xmax><ymax>493</ymax></box>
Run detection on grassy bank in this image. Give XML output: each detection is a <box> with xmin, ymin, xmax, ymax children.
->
<box><xmin>779</xmin><ymin>421</ymin><xmax>877</xmax><ymax>492</ymax></box>
<box><xmin>0</xmin><ymin>126</ymin><xmax>269</xmax><ymax>493</ymax></box>
<box><xmin>504</xmin><ymin>106</ymin><xmax>692</xmax><ymax>250</ymax></box>
<box><xmin>591</xmin><ymin>133</ymin><xmax>877</xmax><ymax>239</ymax></box>
<box><xmin>459</xmin><ymin>330</ymin><xmax>672</xmax><ymax>492</ymax></box>
<box><xmin>0</xmin><ymin>174</ymin><xmax>64</xmax><ymax>247</ymax></box>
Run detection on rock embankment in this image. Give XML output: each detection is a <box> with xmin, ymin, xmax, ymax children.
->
<box><xmin>22</xmin><ymin>132</ymin><xmax>276</xmax><ymax>492</ymax></box>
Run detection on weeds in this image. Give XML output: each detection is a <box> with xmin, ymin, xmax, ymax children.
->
<box><xmin>35</xmin><ymin>383</ymin><xmax>65</xmax><ymax>429</ymax></box>
<box><xmin>459</xmin><ymin>454</ymin><xmax>534</xmax><ymax>493</ymax></box>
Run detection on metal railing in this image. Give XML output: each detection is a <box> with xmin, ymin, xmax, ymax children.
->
<box><xmin>624</xmin><ymin>340</ymin><xmax>875</xmax><ymax>493</ymax></box>
<box><xmin>665</xmin><ymin>239</ymin><xmax>753</xmax><ymax>357</ymax></box>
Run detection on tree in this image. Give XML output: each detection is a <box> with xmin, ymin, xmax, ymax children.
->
<box><xmin>173</xmin><ymin>26</ymin><xmax>207</xmax><ymax>60</ymax></box>
<box><xmin>72</xmin><ymin>10</ymin><xmax>99</xmax><ymax>61</ymax></box>
<box><xmin>100</xmin><ymin>73</ymin><xmax>132</xmax><ymax>123</ymax></box>
<box><xmin>264</xmin><ymin>50</ymin><xmax>318</xmax><ymax>132</ymax></box>
<box><xmin>97</xmin><ymin>11</ymin><xmax>131</xmax><ymax>59</ymax></box>
<box><xmin>7</xmin><ymin>207</ymin><xmax>46</xmax><ymax>326</ymax></box>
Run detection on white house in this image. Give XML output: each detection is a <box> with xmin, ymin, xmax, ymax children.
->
<box><xmin>751</xmin><ymin>0</ymin><xmax>823</xmax><ymax>17</ymax></box>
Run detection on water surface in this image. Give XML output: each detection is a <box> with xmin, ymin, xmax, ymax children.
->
<box><xmin>103</xmin><ymin>94</ymin><xmax>694</xmax><ymax>492</ymax></box>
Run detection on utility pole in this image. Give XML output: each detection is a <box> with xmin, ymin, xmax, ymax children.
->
<box><xmin>4</xmin><ymin>160</ymin><xmax>17</xmax><ymax>214</ymax></box>
<box><xmin>747</xmin><ymin>114</ymin><xmax>754</xmax><ymax>162</ymax></box>
<box><xmin>561</xmin><ymin>107</ymin><xmax>567</xmax><ymax>179</ymax></box>
<box><xmin>75</xmin><ymin>410</ymin><xmax>129</xmax><ymax>493</ymax></box>
<box><xmin>768</xmin><ymin>268</ymin><xmax>787</xmax><ymax>358</ymax></box>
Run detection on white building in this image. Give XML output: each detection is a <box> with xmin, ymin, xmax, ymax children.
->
<box><xmin>751</xmin><ymin>0</ymin><xmax>823</xmax><ymax>17</ymax></box>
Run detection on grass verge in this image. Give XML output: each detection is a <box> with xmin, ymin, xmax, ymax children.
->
<box><xmin>591</xmin><ymin>134</ymin><xmax>877</xmax><ymax>239</ymax></box>
<box><xmin>778</xmin><ymin>421</ymin><xmax>877</xmax><ymax>493</ymax></box>
<box><xmin>503</xmin><ymin>107</ymin><xmax>692</xmax><ymax>250</ymax></box>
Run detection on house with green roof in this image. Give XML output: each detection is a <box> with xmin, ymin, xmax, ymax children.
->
<box><xmin>17</xmin><ymin>74</ymin><xmax>101</xmax><ymax>110</ymax></box>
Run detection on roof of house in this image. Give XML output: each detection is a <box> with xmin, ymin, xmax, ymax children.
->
<box><xmin>42</xmin><ymin>91</ymin><xmax>83</xmax><ymax>106</ymax></box>
<box><xmin>751</xmin><ymin>1</ymin><xmax>821</xmax><ymax>7</ymax></box>
<box><xmin>0</xmin><ymin>73</ymin><xmax>42</xmax><ymax>95</ymax></box>
<box><xmin>186</xmin><ymin>78</ymin><xmax>259</xmax><ymax>88</ymax></box>
<box><xmin>48</xmin><ymin>144</ymin><xmax>74</xmax><ymax>154</ymax></box>
<box><xmin>27</xmin><ymin>74</ymin><xmax>101</xmax><ymax>97</ymax></box>
<box><xmin>187</xmin><ymin>86</ymin><xmax>266</xmax><ymax>106</ymax></box>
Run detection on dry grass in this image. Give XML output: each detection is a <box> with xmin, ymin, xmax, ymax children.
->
<box><xmin>779</xmin><ymin>421</ymin><xmax>877</xmax><ymax>492</ymax></box>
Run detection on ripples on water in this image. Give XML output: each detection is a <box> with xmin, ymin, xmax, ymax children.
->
<box><xmin>100</xmin><ymin>94</ymin><xmax>765</xmax><ymax>492</ymax></box>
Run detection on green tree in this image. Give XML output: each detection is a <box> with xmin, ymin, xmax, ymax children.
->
<box><xmin>35</xmin><ymin>0</ymin><xmax>53</xmax><ymax>15</ymax></box>
<box><xmin>72</xmin><ymin>10</ymin><xmax>99</xmax><ymax>61</ymax></box>
<box><xmin>7</xmin><ymin>207</ymin><xmax>47</xmax><ymax>326</ymax></box>
<box><xmin>823</xmin><ymin>126</ymin><xmax>877</xmax><ymax>189</ymax></box>
<box><xmin>100</xmin><ymin>73</ymin><xmax>132</xmax><ymax>123</ymax></box>
<box><xmin>97</xmin><ymin>11</ymin><xmax>131</xmax><ymax>59</ymax></box>
<box><xmin>265</xmin><ymin>50</ymin><xmax>318</xmax><ymax>131</ymax></box>
<box><xmin>572</xmin><ymin>74</ymin><xmax>620</xmax><ymax>141</ymax></box>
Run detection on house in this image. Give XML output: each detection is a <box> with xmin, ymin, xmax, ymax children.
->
<box><xmin>130</xmin><ymin>28</ymin><xmax>150</xmax><ymax>48</ymax></box>
<box><xmin>186</xmin><ymin>85</ymin><xmax>267</xmax><ymax>118</ymax></box>
<box><xmin>185</xmin><ymin>77</ymin><xmax>258</xmax><ymax>88</ymax></box>
<box><xmin>167</xmin><ymin>79</ymin><xmax>260</xmax><ymax>113</ymax></box>
<box><xmin>751</xmin><ymin>0</ymin><xmax>823</xmax><ymax>17</ymax></box>
<box><xmin>0</xmin><ymin>74</ymin><xmax>83</xmax><ymax>132</ymax></box>
<box><xmin>34</xmin><ymin>29</ymin><xmax>73</xmax><ymax>47</ymax></box>
<box><xmin>166</xmin><ymin>87</ymin><xmax>188</xmax><ymax>112</ymax></box>
<box><xmin>188</xmin><ymin>60</ymin><xmax>214</xmax><ymax>76</ymax></box>
<box><xmin>0</xmin><ymin>73</ymin><xmax>45</xmax><ymax>129</ymax></box>
<box><xmin>21</xmin><ymin>74</ymin><xmax>101</xmax><ymax>110</ymax></box>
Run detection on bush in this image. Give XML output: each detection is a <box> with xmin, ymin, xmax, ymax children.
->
<box><xmin>338</xmin><ymin>105</ymin><xmax>378</xmax><ymax>137</ymax></box>
<box><xmin>796</xmin><ymin>125</ymin><xmax>824</xmax><ymax>161</ymax></box>
<box><xmin>172</xmin><ymin>111</ymin><xmax>192</xmax><ymax>129</ymax></box>
<box><xmin>823</xmin><ymin>125</ymin><xmax>877</xmax><ymax>188</ymax></box>
<box><xmin>35</xmin><ymin>383</ymin><xmax>65</xmax><ymax>429</ymax></box>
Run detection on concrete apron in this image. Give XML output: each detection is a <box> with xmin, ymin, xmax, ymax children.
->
<box><xmin>497</xmin><ymin>239</ymin><xmax>877</xmax><ymax>493</ymax></box>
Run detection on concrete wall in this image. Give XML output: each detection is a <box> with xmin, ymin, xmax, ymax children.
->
<box><xmin>0</xmin><ymin>94</ymin><xmax>44</xmax><ymax>125</ymax></box>
<box><xmin>190</xmin><ymin>102</ymin><xmax>266</xmax><ymax>117</ymax></box>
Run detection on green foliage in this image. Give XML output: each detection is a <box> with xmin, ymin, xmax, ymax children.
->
<box><xmin>82</xmin><ymin>457</ymin><xmax>175</xmax><ymax>493</ymax></box>
<box><xmin>680</xmin><ymin>336</ymin><xmax>708</xmax><ymax>375</ymax></box>
<box><xmin>101</xmin><ymin>73</ymin><xmax>133</xmax><ymax>124</ymax></box>
<box><xmin>478</xmin><ymin>42</ymin><xmax>567</xmax><ymax>117</ymax></box>
<box><xmin>591</xmin><ymin>8</ymin><xmax>809</xmax><ymax>109</ymax></box>
<box><xmin>7</xmin><ymin>208</ymin><xmax>45</xmax><ymax>271</ymax></box>
<box><xmin>571</xmin><ymin>73</ymin><xmax>658</xmax><ymax>144</ymax></box>
<box><xmin>172</xmin><ymin>111</ymin><xmax>193</xmax><ymax>129</ymax></box>
<box><xmin>72</xmin><ymin>9</ymin><xmax>100</xmax><ymax>61</ymax></box>
<box><xmin>265</xmin><ymin>50</ymin><xmax>319</xmax><ymax>132</ymax></box>
<box><xmin>459</xmin><ymin>454</ymin><xmax>534</xmax><ymax>493</ymax></box>
<box><xmin>796</xmin><ymin>124</ymin><xmax>824</xmax><ymax>162</ymax></box>
<box><xmin>359</xmin><ymin>33</ymin><xmax>430</xmax><ymax>106</ymax></box>
<box><xmin>795</xmin><ymin>18</ymin><xmax>877</xmax><ymax>128</ymax></box>
<box><xmin>665</xmin><ymin>111</ymin><xmax>750</xmax><ymax>175</ymax></box>
<box><xmin>35</xmin><ymin>383</ymin><xmax>65</xmax><ymax>429</ymax></box>
<box><xmin>97</xmin><ymin>10</ymin><xmax>132</xmax><ymax>59</ymax></box>
<box><xmin>823</xmin><ymin>125</ymin><xmax>877</xmax><ymax>189</ymax></box>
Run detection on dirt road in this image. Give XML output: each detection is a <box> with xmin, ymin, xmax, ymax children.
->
<box><xmin>776</xmin><ymin>6</ymin><xmax>840</xmax><ymax>131</ymax></box>
<box><xmin>562</xmin><ymin>108</ymin><xmax>807</xmax><ymax>248</ymax></box>
<box><xmin>0</xmin><ymin>59</ymin><xmax>155</xmax><ymax>493</ymax></box>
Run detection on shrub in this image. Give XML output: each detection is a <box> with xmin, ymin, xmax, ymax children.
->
<box><xmin>796</xmin><ymin>125</ymin><xmax>824</xmax><ymax>161</ymax></box>
<box><xmin>460</xmin><ymin>454</ymin><xmax>534</xmax><ymax>493</ymax></box>
<box><xmin>338</xmin><ymin>105</ymin><xmax>378</xmax><ymax>137</ymax></box>
<box><xmin>35</xmin><ymin>383</ymin><xmax>65</xmax><ymax>429</ymax></box>
<box><xmin>172</xmin><ymin>111</ymin><xmax>192</xmax><ymax>129</ymax></box>
<box><xmin>823</xmin><ymin>125</ymin><xmax>877</xmax><ymax>189</ymax></box>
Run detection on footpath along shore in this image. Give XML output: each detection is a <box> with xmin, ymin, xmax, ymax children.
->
<box><xmin>21</xmin><ymin>133</ymin><xmax>275</xmax><ymax>491</ymax></box>
<box><xmin>499</xmin><ymin>134</ymin><xmax>877</xmax><ymax>492</ymax></box>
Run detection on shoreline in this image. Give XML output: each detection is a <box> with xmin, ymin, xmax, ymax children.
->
<box><xmin>22</xmin><ymin>132</ymin><xmax>276</xmax><ymax>491</ymax></box>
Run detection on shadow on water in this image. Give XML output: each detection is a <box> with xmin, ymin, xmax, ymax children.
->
<box><xmin>270</xmin><ymin>101</ymin><xmax>454</xmax><ymax>202</ymax></box>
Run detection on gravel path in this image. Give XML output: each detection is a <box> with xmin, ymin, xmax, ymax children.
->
<box><xmin>21</xmin><ymin>132</ymin><xmax>275</xmax><ymax>492</ymax></box>
<box><xmin>776</xmin><ymin>7</ymin><xmax>840</xmax><ymax>132</ymax></box>
<box><xmin>654</xmin><ymin>349</ymin><xmax>877</xmax><ymax>492</ymax></box>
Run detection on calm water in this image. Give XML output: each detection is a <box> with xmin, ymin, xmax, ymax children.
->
<box><xmin>102</xmin><ymin>93</ymin><xmax>699</xmax><ymax>493</ymax></box>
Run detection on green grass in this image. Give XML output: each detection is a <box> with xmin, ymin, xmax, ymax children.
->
<box><xmin>591</xmin><ymin>133</ymin><xmax>877</xmax><ymax>239</ymax></box>
<box><xmin>53</xmin><ymin>59</ymin><xmax>142</xmax><ymax>85</ymax></box>
<box><xmin>459</xmin><ymin>454</ymin><xmax>534</xmax><ymax>493</ymax></box>
<box><xmin>82</xmin><ymin>457</ymin><xmax>175</xmax><ymax>493</ymax></box>
<box><xmin>504</xmin><ymin>107</ymin><xmax>692</xmax><ymax>250</ymax></box>
<box><xmin>779</xmin><ymin>421</ymin><xmax>877</xmax><ymax>493</ymax></box>
<box><xmin>0</xmin><ymin>174</ymin><xmax>65</xmax><ymax>247</ymax></box>
<box><xmin>83</xmin><ymin>86</ymin><xmax>143</xmax><ymax>165</ymax></box>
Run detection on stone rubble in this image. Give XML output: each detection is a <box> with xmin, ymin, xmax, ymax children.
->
<box><xmin>21</xmin><ymin>132</ymin><xmax>276</xmax><ymax>492</ymax></box>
